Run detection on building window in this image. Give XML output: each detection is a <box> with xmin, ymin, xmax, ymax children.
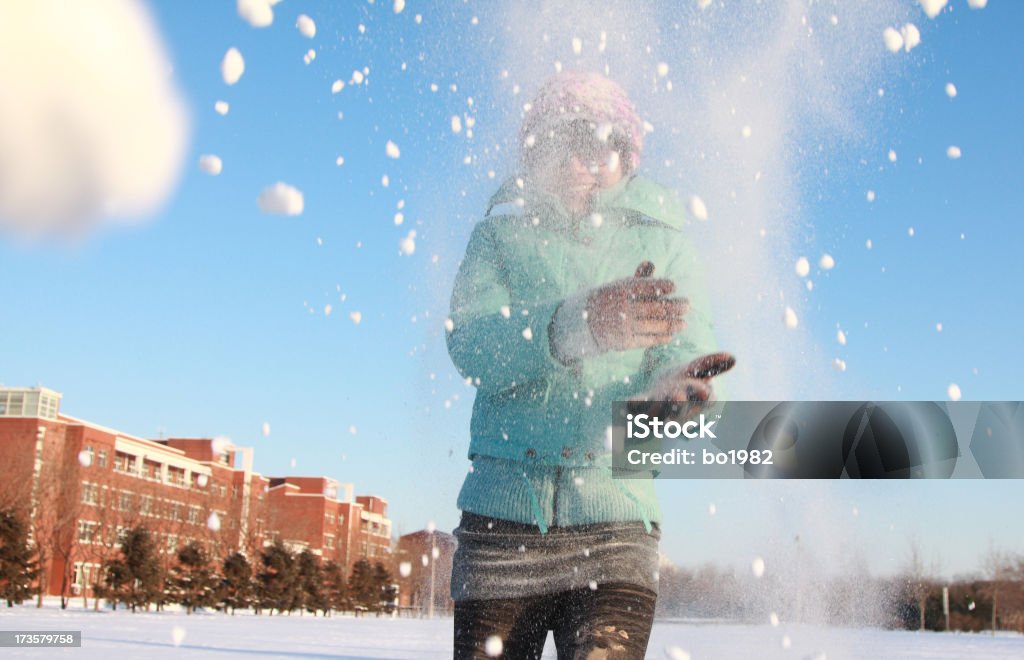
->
<box><xmin>170</xmin><ymin>502</ymin><xmax>182</xmax><ymax>522</ymax></box>
<box><xmin>326</xmin><ymin>513</ymin><xmax>335</xmax><ymax>525</ymax></box>
<box><xmin>4</xmin><ymin>393</ymin><xmax>25</xmax><ymax>416</ymax></box>
<box><xmin>232</xmin><ymin>485</ymin><xmax>239</xmax><ymax>499</ymax></box>
<box><xmin>325</xmin><ymin>535</ymin><xmax>335</xmax><ymax>549</ymax></box>
<box><xmin>118</xmin><ymin>492</ymin><xmax>132</xmax><ymax>512</ymax></box>
<box><xmin>140</xmin><ymin>495</ymin><xmax>153</xmax><ymax>516</ymax></box>
<box><xmin>80</xmin><ymin>482</ymin><xmax>98</xmax><ymax>505</ymax></box>
<box><xmin>114</xmin><ymin>453</ymin><xmax>136</xmax><ymax>474</ymax></box>
<box><xmin>82</xmin><ymin>446</ymin><xmax>94</xmax><ymax>467</ymax></box>
<box><xmin>77</xmin><ymin>520</ymin><xmax>97</xmax><ymax>544</ymax></box>
<box><xmin>188</xmin><ymin>506</ymin><xmax>200</xmax><ymax>524</ymax></box>
<box><xmin>40</xmin><ymin>394</ymin><xmax>58</xmax><ymax>419</ymax></box>
<box><xmin>97</xmin><ymin>450</ymin><xmax>108</xmax><ymax>468</ymax></box>
<box><xmin>167</xmin><ymin>535</ymin><xmax>177</xmax><ymax>552</ymax></box>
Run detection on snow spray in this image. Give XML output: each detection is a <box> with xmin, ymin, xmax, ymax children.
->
<box><xmin>444</xmin><ymin>0</ymin><xmax>921</xmax><ymax>633</ymax></box>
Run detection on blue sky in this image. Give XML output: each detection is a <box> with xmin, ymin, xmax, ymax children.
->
<box><xmin>2</xmin><ymin>0</ymin><xmax>1023</xmax><ymax>578</ymax></box>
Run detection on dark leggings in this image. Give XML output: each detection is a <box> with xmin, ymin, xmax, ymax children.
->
<box><xmin>453</xmin><ymin>582</ymin><xmax>657</xmax><ymax>659</ymax></box>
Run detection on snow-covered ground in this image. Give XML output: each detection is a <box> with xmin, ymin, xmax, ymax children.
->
<box><xmin>1</xmin><ymin>600</ymin><xmax>1022</xmax><ymax>659</ymax></box>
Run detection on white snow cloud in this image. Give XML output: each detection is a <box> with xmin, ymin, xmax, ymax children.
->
<box><xmin>296</xmin><ymin>14</ymin><xmax>316</xmax><ymax>38</ymax></box>
<box><xmin>198</xmin><ymin>155</ymin><xmax>223</xmax><ymax>176</ymax></box>
<box><xmin>386</xmin><ymin>140</ymin><xmax>401</xmax><ymax>158</ymax></box>
<box><xmin>0</xmin><ymin>0</ymin><xmax>189</xmax><ymax>238</ymax></box>
<box><xmin>947</xmin><ymin>145</ymin><xmax>962</xmax><ymax>159</ymax></box>
<box><xmin>945</xmin><ymin>82</ymin><xmax>957</xmax><ymax>98</ymax></box>
<box><xmin>819</xmin><ymin>254</ymin><xmax>835</xmax><ymax>270</ymax></box>
<box><xmin>795</xmin><ymin>257</ymin><xmax>810</xmax><ymax>278</ymax></box>
<box><xmin>968</xmin><ymin>0</ymin><xmax>988</xmax><ymax>8</ymax></box>
<box><xmin>394</xmin><ymin>0</ymin><xmax>406</xmax><ymax>14</ymax></box>
<box><xmin>222</xmin><ymin>47</ymin><xmax>245</xmax><ymax>85</ymax></box>
<box><xmin>257</xmin><ymin>182</ymin><xmax>304</xmax><ymax>215</ymax></box>
<box><xmin>214</xmin><ymin>100</ymin><xmax>230</xmax><ymax>115</ymax></box>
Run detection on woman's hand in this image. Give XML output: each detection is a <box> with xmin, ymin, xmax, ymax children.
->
<box><xmin>585</xmin><ymin>261</ymin><xmax>688</xmax><ymax>352</ymax></box>
<box><xmin>631</xmin><ymin>352</ymin><xmax>736</xmax><ymax>420</ymax></box>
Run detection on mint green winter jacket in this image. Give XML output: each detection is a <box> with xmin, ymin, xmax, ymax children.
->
<box><xmin>447</xmin><ymin>174</ymin><xmax>718</xmax><ymax>533</ymax></box>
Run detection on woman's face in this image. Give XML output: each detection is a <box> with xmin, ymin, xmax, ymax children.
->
<box><xmin>558</xmin><ymin>149</ymin><xmax>624</xmax><ymax>216</ymax></box>
<box><xmin>528</xmin><ymin>124</ymin><xmax>628</xmax><ymax>217</ymax></box>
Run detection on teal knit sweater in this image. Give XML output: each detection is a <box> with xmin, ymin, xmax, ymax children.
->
<box><xmin>447</xmin><ymin>175</ymin><xmax>719</xmax><ymax>533</ymax></box>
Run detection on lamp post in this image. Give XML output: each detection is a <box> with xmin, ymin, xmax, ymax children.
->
<box><xmin>428</xmin><ymin>530</ymin><xmax>436</xmax><ymax>619</ymax></box>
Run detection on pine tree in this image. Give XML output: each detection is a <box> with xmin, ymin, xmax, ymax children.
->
<box><xmin>220</xmin><ymin>552</ymin><xmax>253</xmax><ymax>615</ymax></box>
<box><xmin>258</xmin><ymin>540</ymin><xmax>297</xmax><ymax>615</ymax></box>
<box><xmin>172</xmin><ymin>541</ymin><xmax>217</xmax><ymax>614</ymax></box>
<box><xmin>349</xmin><ymin>558</ymin><xmax>377</xmax><ymax>611</ymax></box>
<box><xmin>295</xmin><ymin>550</ymin><xmax>326</xmax><ymax>615</ymax></box>
<box><xmin>0</xmin><ymin>509</ymin><xmax>38</xmax><ymax>607</ymax></box>
<box><xmin>322</xmin><ymin>560</ymin><xmax>348</xmax><ymax>615</ymax></box>
<box><xmin>373</xmin><ymin>561</ymin><xmax>397</xmax><ymax>614</ymax></box>
<box><xmin>99</xmin><ymin>559</ymin><xmax>131</xmax><ymax>611</ymax></box>
<box><xmin>120</xmin><ymin>526</ymin><xmax>161</xmax><ymax>612</ymax></box>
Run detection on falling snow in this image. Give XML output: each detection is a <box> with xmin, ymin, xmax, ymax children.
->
<box><xmin>687</xmin><ymin>195</ymin><xmax>708</xmax><ymax>221</ymax></box>
<box><xmin>198</xmin><ymin>154</ymin><xmax>222</xmax><ymax>175</ymax></box>
<box><xmin>237</xmin><ymin>0</ymin><xmax>275</xmax><ymax>28</ymax></box>
<box><xmin>296</xmin><ymin>14</ymin><xmax>316</xmax><ymax>39</ymax></box>
<box><xmin>919</xmin><ymin>0</ymin><xmax>948</xmax><ymax>20</ymax></box>
<box><xmin>784</xmin><ymin>306</ymin><xmax>798</xmax><ymax>329</ymax></box>
<box><xmin>399</xmin><ymin>230</ymin><xmax>416</xmax><ymax>255</ymax></box>
<box><xmin>257</xmin><ymin>182</ymin><xmax>304</xmax><ymax>215</ymax></box>
<box><xmin>221</xmin><ymin>48</ymin><xmax>244</xmax><ymax>85</ymax></box>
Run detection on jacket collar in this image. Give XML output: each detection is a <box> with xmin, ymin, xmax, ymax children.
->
<box><xmin>486</xmin><ymin>174</ymin><xmax>686</xmax><ymax>231</ymax></box>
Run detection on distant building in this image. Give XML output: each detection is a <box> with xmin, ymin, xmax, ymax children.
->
<box><xmin>265</xmin><ymin>477</ymin><xmax>392</xmax><ymax>573</ymax></box>
<box><xmin>0</xmin><ymin>386</ymin><xmax>393</xmax><ymax>600</ymax></box>
<box><xmin>394</xmin><ymin>529</ymin><xmax>456</xmax><ymax>616</ymax></box>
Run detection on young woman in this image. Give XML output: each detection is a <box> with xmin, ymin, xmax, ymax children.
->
<box><xmin>447</xmin><ymin>71</ymin><xmax>734</xmax><ymax>659</ymax></box>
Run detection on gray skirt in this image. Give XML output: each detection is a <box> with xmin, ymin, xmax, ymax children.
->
<box><xmin>451</xmin><ymin>512</ymin><xmax>661</xmax><ymax>602</ymax></box>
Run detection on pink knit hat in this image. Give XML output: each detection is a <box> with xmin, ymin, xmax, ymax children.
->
<box><xmin>520</xmin><ymin>71</ymin><xmax>644</xmax><ymax>172</ymax></box>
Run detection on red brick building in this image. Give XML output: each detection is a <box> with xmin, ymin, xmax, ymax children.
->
<box><xmin>265</xmin><ymin>477</ymin><xmax>392</xmax><ymax>572</ymax></box>
<box><xmin>0</xmin><ymin>386</ymin><xmax>394</xmax><ymax>602</ymax></box>
<box><xmin>394</xmin><ymin>529</ymin><xmax>456</xmax><ymax>615</ymax></box>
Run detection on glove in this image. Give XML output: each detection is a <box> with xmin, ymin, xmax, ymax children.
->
<box><xmin>631</xmin><ymin>352</ymin><xmax>736</xmax><ymax>420</ymax></box>
<box><xmin>585</xmin><ymin>261</ymin><xmax>688</xmax><ymax>352</ymax></box>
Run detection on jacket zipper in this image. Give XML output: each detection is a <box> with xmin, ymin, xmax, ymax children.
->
<box><xmin>552</xmin><ymin>466</ymin><xmax>562</xmax><ymax>527</ymax></box>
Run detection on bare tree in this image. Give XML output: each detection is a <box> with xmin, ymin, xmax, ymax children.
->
<box><xmin>983</xmin><ymin>547</ymin><xmax>1014</xmax><ymax>636</ymax></box>
<box><xmin>904</xmin><ymin>537</ymin><xmax>937</xmax><ymax>631</ymax></box>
